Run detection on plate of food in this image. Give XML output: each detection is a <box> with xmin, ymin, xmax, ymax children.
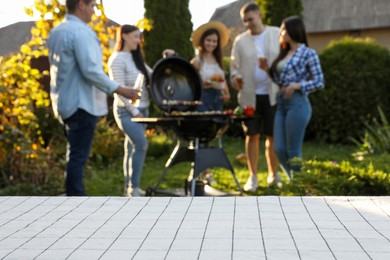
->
<box><xmin>210</xmin><ymin>73</ymin><xmax>225</xmax><ymax>83</ymax></box>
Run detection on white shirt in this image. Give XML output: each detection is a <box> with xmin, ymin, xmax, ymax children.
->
<box><xmin>199</xmin><ymin>60</ymin><xmax>225</xmax><ymax>90</ymax></box>
<box><xmin>108</xmin><ymin>51</ymin><xmax>149</xmax><ymax>116</ymax></box>
<box><xmin>252</xmin><ymin>29</ymin><xmax>271</xmax><ymax>95</ymax></box>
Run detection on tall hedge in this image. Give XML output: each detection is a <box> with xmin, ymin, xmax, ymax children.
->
<box><xmin>143</xmin><ymin>0</ymin><xmax>194</xmax><ymax>66</ymax></box>
<box><xmin>306</xmin><ymin>37</ymin><xmax>390</xmax><ymax>143</ymax></box>
<box><xmin>256</xmin><ymin>0</ymin><xmax>303</xmax><ymax>26</ymax></box>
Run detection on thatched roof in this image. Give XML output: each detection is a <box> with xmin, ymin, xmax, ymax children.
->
<box><xmin>209</xmin><ymin>0</ymin><xmax>390</xmax><ymax>33</ymax></box>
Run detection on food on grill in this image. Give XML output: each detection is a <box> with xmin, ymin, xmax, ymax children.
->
<box><xmin>233</xmin><ymin>106</ymin><xmax>244</xmax><ymax>116</ymax></box>
<box><xmin>169</xmin><ymin>110</ymin><xmax>223</xmax><ymax>116</ymax></box>
<box><xmin>233</xmin><ymin>106</ymin><xmax>255</xmax><ymax>117</ymax></box>
<box><xmin>210</xmin><ymin>73</ymin><xmax>225</xmax><ymax>83</ymax></box>
<box><xmin>223</xmin><ymin>109</ymin><xmax>234</xmax><ymax>115</ymax></box>
<box><xmin>162</xmin><ymin>100</ymin><xmax>203</xmax><ymax>106</ymax></box>
<box><xmin>244</xmin><ymin>106</ymin><xmax>255</xmax><ymax>117</ymax></box>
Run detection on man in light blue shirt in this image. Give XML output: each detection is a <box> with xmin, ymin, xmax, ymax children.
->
<box><xmin>48</xmin><ymin>0</ymin><xmax>139</xmax><ymax>196</ymax></box>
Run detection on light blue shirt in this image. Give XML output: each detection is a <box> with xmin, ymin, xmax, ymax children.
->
<box><xmin>48</xmin><ymin>14</ymin><xmax>118</xmax><ymax>121</ymax></box>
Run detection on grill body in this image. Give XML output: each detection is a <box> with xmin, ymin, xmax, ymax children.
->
<box><xmin>133</xmin><ymin>57</ymin><xmax>243</xmax><ymax>196</ymax></box>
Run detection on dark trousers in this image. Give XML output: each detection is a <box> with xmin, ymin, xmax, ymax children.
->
<box><xmin>63</xmin><ymin>109</ymin><xmax>97</xmax><ymax>196</ymax></box>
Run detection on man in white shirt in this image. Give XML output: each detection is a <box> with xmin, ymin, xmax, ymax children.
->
<box><xmin>230</xmin><ymin>2</ymin><xmax>281</xmax><ymax>191</ymax></box>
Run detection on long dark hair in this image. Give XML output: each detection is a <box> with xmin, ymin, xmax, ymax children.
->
<box><xmin>270</xmin><ymin>16</ymin><xmax>308</xmax><ymax>81</ymax></box>
<box><xmin>198</xmin><ymin>28</ymin><xmax>224</xmax><ymax>69</ymax></box>
<box><xmin>114</xmin><ymin>25</ymin><xmax>150</xmax><ymax>85</ymax></box>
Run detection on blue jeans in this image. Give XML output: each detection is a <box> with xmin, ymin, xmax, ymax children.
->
<box><xmin>63</xmin><ymin>109</ymin><xmax>97</xmax><ymax>196</ymax></box>
<box><xmin>197</xmin><ymin>88</ymin><xmax>223</xmax><ymax>112</ymax></box>
<box><xmin>274</xmin><ymin>91</ymin><xmax>311</xmax><ymax>174</ymax></box>
<box><xmin>113</xmin><ymin>106</ymin><xmax>148</xmax><ymax>190</ymax></box>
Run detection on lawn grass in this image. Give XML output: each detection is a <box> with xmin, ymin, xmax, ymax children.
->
<box><xmin>84</xmin><ymin>135</ymin><xmax>379</xmax><ymax>197</ymax></box>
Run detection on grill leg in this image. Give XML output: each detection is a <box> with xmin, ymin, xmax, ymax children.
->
<box><xmin>153</xmin><ymin>138</ymin><xmax>243</xmax><ymax>196</ymax></box>
<box><xmin>191</xmin><ymin>178</ymin><xmax>196</xmax><ymax>196</ymax></box>
<box><xmin>192</xmin><ymin>143</ymin><xmax>243</xmax><ymax>195</ymax></box>
<box><xmin>154</xmin><ymin>140</ymin><xmax>194</xmax><ymax>192</ymax></box>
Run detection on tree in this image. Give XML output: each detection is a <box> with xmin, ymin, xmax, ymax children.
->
<box><xmin>143</xmin><ymin>0</ymin><xmax>194</xmax><ymax>66</ymax></box>
<box><xmin>0</xmin><ymin>0</ymin><xmax>116</xmax><ymax>192</ymax></box>
<box><xmin>256</xmin><ymin>0</ymin><xmax>303</xmax><ymax>27</ymax></box>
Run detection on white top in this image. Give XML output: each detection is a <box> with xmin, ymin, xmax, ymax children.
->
<box><xmin>199</xmin><ymin>60</ymin><xmax>225</xmax><ymax>90</ymax></box>
<box><xmin>108</xmin><ymin>51</ymin><xmax>149</xmax><ymax>116</ymax></box>
<box><xmin>252</xmin><ymin>29</ymin><xmax>271</xmax><ymax>95</ymax></box>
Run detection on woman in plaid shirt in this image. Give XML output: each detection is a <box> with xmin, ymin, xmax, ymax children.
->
<box><xmin>269</xmin><ymin>16</ymin><xmax>324</xmax><ymax>180</ymax></box>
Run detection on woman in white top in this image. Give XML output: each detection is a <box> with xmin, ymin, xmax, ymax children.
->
<box><xmin>190</xmin><ymin>22</ymin><xmax>231</xmax><ymax>185</ymax></box>
<box><xmin>108</xmin><ymin>25</ymin><xmax>151</xmax><ymax>197</ymax></box>
<box><xmin>191</xmin><ymin>21</ymin><xmax>230</xmax><ymax>111</ymax></box>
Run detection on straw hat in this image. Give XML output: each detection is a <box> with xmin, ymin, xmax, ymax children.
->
<box><xmin>191</xmin><ymin>21</ymin><xmax>229</xmax><ymax>48</ymax></box>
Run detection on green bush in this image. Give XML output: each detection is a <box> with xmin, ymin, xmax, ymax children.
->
<box><xmin>284</xmin><ymin>160</ymin><xmax>390</xmax><ymax>196</ymax></box>
<box><xmin>91</xmin><ymin>118</ymin><xmax>124</xmax><ymax>163</ymax></box>
<box><xmin>352</xmin><ymin>106</ymin><xmax>390</xmax><ymax>154</ymax></box>
<box><xmin>307</xmin><ymin>37</ymin><xmax>390</xmax><ymax>143</ymax></box>
<box><xmin>146</xmin><ymin>129</ymin><xmax>174</xmax><ymax>158</ymax></box>
<box><xmin>0</xmin><ymin>133</ymin><xmax>65</xmax><ymax>195</ymax></box>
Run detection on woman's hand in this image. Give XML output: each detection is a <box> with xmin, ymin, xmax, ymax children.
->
<box><xmin>204</xmin><ymin>79</ymin><xmax>223</xmax><ymax>90</ymax></box>
<box><xmin>221</xmin><ymin>90</ymin><xmax>230</xmax><ymax>102</ymax></box>
<box><xmin>231</xmin><ymin>76</ymin><xmax>243</xmax><ymax>91</ymax></box>
<box><xmin>115</xmin><ymin>86</ymin><xmax>140</xmax><ymax>102</ymax></box>
<box><xmin>134</xmin><ymin>112</ymin><xmax>144</xmax><ymax>118</ymax></box>
<box><xmin>203</xmin><ymin>79</ymin><xmax>213</xmax><ymax>88</ymax></box>
<box><xmin>221</xmin><ymin>83</ymin><xmax>230</xmax><ymax>102</ymax></box>
<box><xmin>283</xmin><ymin>83</ymin><xmax>300</xmax><ymax>99</ymax></box>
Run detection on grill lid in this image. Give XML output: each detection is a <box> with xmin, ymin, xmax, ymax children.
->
<box><xmin>150</xmin><ymin>56</ymin><xmax>202</xmax><ymax>112</ymax></box>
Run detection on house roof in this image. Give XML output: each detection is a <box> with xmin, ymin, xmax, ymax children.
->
<box><xmin>209</xmin><ymin>0</ymin><xmax>390</xmax><ymax>33</ymax></box>
<box><xmin>0</xmin><ymin>21</ymin><xmax>34</xmax><ymax>56</ymax></box>
<box><xmin>209</xmin><ymin>0</ymin><xmax>252</xmax><ymax>28</ymax></box>
<box><xmin>303</xmin><ymin>0</ymin><xmax>390</xmax><ymax>33</ymax></box>
<box><xmin>0</xmin><ymin>19</ymin><xmax>119</xmax><ymax>57</ymax></box>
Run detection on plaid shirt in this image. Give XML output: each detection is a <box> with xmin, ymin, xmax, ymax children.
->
<box><xmin>274</xmin><ymin>44</ymin><xmax>324</xmax><ymax>94</ymax></box>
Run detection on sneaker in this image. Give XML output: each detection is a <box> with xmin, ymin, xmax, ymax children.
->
<box><xmin>203</xmin><ymin>171</ymin><xmax>217</xmax><ymax>186</ymax></box>
<box><xmin>124</xmin><ymin>186</ymin><xmax>132</xmax><ymax>197</ymax></box>
<box><xmin>243</xmin><ymin>175</ymin><xmax>258</xmax><ymax>192</ymax></box>
<box><xmin>267</xmin><ymin>173</ymin><xmax>283</xmax><ymax>188</ymax></box>
<box><xmin>131</xmin><ymin>187</ymin><xmax>146</xmax><ymax>197</ymax></box>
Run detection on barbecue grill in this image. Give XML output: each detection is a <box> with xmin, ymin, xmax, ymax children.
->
<box><xmin>133</xmin><ymin>56</ymin><xmax>244</xmax><ymax>196</ymax></box>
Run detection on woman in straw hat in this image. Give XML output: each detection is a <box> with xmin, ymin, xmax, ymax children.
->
<box><xmin>190</xmin><ymin>21</ymin><xmax>231</xmax><ymax>185</ymax></box>
<box><xmin>191</xmin><ymin>21</ymin><xmax>230</xmax><ymax>112</ymax></box>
